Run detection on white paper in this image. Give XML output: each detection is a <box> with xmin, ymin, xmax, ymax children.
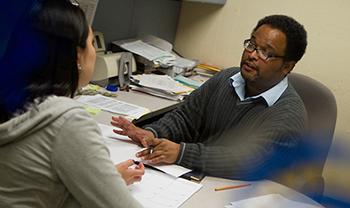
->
<box><xmin>174</xmin><ymin>56</ymin><xmax>197</xmax><ymax>69</ymax></box>
<box><xmin>130</xmin><ymin>168</ymin><xmax>202</xmax><ymax>208</ymax></box>
<box><xmin>226</xmin><ymin>194</ymin><xmax>322</xmax><ymax>208</ymax></box>
<box><xmin>99</xmin><ymin>125</ymin><xmax>201</xmax><ymax>208</ymax></box>
<box><xmin>98</xmin><ymin>123</ymin><xmax>192</xmax><ymax>177</ymax></box>
<box><xmin>121</xmin><ymin>40</ymin><xmax>173</xmax><ymax>61</ymax></box>
<box><xmin>133</xmin><ymin>74</ymin><xmax>194</xmax><ymax>94</ymax></box>
<box><xmin>76</xmin><ymin>94</ymin><xmax>149</xmax><ymax>119</ymax></box>
<box><xmin>131</xmin><ymin>85</ymin><xmax>185</xmax><ymax>101</ymax></box>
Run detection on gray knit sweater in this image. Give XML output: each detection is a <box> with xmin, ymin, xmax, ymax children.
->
<box><xmin>145</xmin><ymin>67</ymin><xmax>307</xmax><ymax>180</ymax></box>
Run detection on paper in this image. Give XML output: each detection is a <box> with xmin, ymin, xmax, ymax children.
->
<box><xmin>120</xmin><ymin>40</ymin><xmax>174</xmax><ymax>61</ymax></box>
<box><xmin>130</xmin><ymin>168</ymin><xmax>202</xmax><ymax>208</ymax></box>
<box><xmin>225</xmin><ymin>194</ymin><xmax>322</xmax><ymax>208</ymax></box>
<box><xmin>133</xmin><ymin>74</ymin><xmax>194</xmax><ymax>94</ymax></box>
<box><xmin>174</xmin><ymin>56</ymin><xmax>197</xmax><ymax>69</ymax></box>
<box><xmin>131</xmin><ymin>85</ymin><xmax>185</xmax><ymax>101</ymax></box>
<box><xmin>98</xmin><ymin>125</ymin><xmax>201</xmax><ymax>208</ymax></box>
<box><xmin>98</xmin><ymin>123</ymin><xmax>192</xmax><ymax>177</ymax></box>
<box><xmin>76</xmin><ymin>94</ymin><xmax>149</xmax><ymax>119</ymax></box>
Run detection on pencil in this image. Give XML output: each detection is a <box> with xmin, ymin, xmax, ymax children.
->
<box><xmin>214</xmin><ymin>183</ymin><xmax>251</xmax><ymax>191</ymax></box>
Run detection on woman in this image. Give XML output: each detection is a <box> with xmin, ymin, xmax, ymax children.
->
<box><xmin>0</xmin><ymin>0</ymin><xmax>144</xmax><ymax>207</ymax></box>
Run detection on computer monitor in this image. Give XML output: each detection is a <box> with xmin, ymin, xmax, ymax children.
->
<box><xmin>76</xmin><ymin>0</ymin><xmax>99</xmax><ymax>25</ymax></box>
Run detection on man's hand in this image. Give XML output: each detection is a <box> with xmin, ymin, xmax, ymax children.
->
<box><xmin>136</xmin><ymin>138</ymin><xmax>180</xmax><ymax>165</ymax></box>
<box><xmin>111</xmin><ymin>116</ymin><xmax>154</xmax><ymax>146</ymax></box>
<box><xmin>115</xmin><ymin>159</ymin><xmax>145</xmax><ymax>185</ymax></box>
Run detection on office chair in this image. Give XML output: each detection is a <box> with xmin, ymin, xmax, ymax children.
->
<box><xmin>281</xmin><ymin>72</ymin><xmax>337</xmax><ymax>200</ymax></box>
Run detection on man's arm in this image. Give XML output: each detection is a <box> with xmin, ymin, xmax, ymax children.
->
<box><xmin>143</xmin><ymin>69</ymin><xmax>232</xmax><ymax>143</ymax></box>
<box><xmin>178</xmin><ymin>106</ymin><xmax>306</xmax><ymax>180</ymax></box>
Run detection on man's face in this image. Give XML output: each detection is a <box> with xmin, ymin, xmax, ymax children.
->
<box><xmin>240</xmin><ymin>24</ymin><xmax>294</xmax><ymax>95</ymax></box>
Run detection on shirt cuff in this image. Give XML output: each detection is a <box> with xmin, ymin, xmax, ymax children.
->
<box><xmin>144</xmin><ymin>127</ymin><xmax>158</xmax><ymax>138</ymax></box>
<box><xmin>175</xmin><ymin>142</ymin><xmax>186</xmax><ymax>165</ymax></box>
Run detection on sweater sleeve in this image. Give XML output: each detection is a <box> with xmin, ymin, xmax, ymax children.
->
<box><xmin>51</xmin><ymin>108</ymin><xmax>141</xmax><ymax>208</ymax></box>
<box><xmin>178</xmin><ymin>103</ymin><xmax>306</xmax><ymax>180</ymax></box>
<box><xmin>143</xmin><ymin>69</ymin><xmax>229</xmax><ymax>143</ymax></box>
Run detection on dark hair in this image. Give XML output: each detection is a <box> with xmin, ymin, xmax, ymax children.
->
<box><xmin>253</xmin><ymin>14</ymin><xmax>307</xmax><ymax>62</ymax></box>
<box><xmin>0</xmin><ymin>0</ymin><xmax>89</xmax><ymax>122</ymax></box>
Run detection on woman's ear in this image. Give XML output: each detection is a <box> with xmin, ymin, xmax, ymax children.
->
<box><xmin>76</xmin><ymin>47</ymin><xmax>83</xmax><ymax>70</ymax></box>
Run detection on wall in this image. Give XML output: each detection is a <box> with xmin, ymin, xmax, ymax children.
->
<box><xmin>174</xmin><ymin>0</ymin><xmax>350</xmax><ymax>202</ymax></box>
<box><xmin>92</xmin><ymin>0</ymin><xmax>180</xmax><ymax>48</ymax></box>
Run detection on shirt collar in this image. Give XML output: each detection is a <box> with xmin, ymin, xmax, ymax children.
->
<box><xmin>230</xmin><ymin>72</ymin><xmax>288</xmax><ymax>107</ymax></box>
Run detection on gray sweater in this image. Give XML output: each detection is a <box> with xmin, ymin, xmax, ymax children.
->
<box><xmin>145</xmin><ymin>67</ymin><xmax>307</xmax><ymax>180</ymax></box>
<box><xmin>0</xmin><ymin>96</ymin><xmax>141</xmax><ymax>208</ymax></box>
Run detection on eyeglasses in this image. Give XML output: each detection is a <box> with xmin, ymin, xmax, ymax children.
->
<box><xmin>243</xmin><ymin>39</ymin><xmax>284</xmax><ymax>61</ymax></box>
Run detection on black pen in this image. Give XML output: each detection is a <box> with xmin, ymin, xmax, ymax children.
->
<box><xmin>133</xmin><ymin>160</ymin><xmax>141</xmax><ymax>165</ymax></box>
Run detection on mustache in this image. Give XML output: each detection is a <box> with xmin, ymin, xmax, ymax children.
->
<box><xmin>241</xmin><ymin>59</ymin><xmax>258</xmax><ymax>70</ymax></box>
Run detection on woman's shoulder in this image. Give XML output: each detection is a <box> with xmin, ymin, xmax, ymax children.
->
<box><xmin>34</xmin><ymin>96</ymin><xmax>95</xmax><ymax>131</ymax></box>
<box><xmin>38</xmin><ymin>96</ymin><xmax>87</xmax><ymax>116</ymax></box>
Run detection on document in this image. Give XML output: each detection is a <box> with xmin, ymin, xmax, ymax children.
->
<box><xmin>133</xmin><ymin>74</ymin><xmax>194</xmax><ymax>94</ymax></box>
<box><xmin>98</xmin><ymin>123</ymin><xmax>192</xmax><ymax>178</ymax></box>
<box><xmin>76</xmin><ymin>94</ymin><xmax>149</xmax><ymax>119</ymax></box>
<box><xmin>130</xmin><ymin>168</ymin><xmax>202</xmax><ymax>208</ymax></box>
<box><xmin>130</xmin><ymin>86</ymin><xmax>185</xmax><ymax>101</ymax></box>
<box><xmin>98</xmin><ymin>123</ymin><xmax>201</xmax><ymax>208</ymax></box>
<box><xmin>173</xmin><ymin>56</ymin><xmax>197</xmax><ymax>70</ymax></box>
<box><xmin>119</xmin><ymin>40</ymin><xmax>174</xmax><ymax>62</ymax></box>
<box><xmin>225</xmin><ymin>194</ymin><xmax>323</xmax><ymax>208</ymax></box>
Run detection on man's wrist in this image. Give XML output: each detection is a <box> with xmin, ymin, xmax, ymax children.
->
<box><xmin>175</xmin><ymin>142</ymin><xmax>186</xmax><ymax>165</ymax></box>
<box><xmin>144</xmin><ymin>127</ymin><xmax>158</xmax><ymax>138</ymax></box>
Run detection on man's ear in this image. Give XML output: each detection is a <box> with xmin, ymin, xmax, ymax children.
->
<box><xmin>282</xmin><ymin>61</ymin><xmax>296</xmax><ymax>75</ymax></box>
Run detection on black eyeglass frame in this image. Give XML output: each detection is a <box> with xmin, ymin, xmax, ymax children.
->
<box><xmin>243</xmin><ymin>39</ymin><xmax>285</xmax><ymax>61</ymax></box>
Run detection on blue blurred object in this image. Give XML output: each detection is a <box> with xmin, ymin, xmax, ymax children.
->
<box><xmin>1</xmin><ymin>0</ymin><xmax>45</xmax><ymax>113</ymax></box>
<box><xmin>106</xmin><ymin>84</ymin><xmax>118</xmax><ymax>92</ymax></box>
<box><xmin>285</xmin><ymin>73</ymin><xmax>337</xmax><ymax>200</ymax></box>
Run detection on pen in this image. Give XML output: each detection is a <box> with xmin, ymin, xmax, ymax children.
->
<box><xmin>214</xmin><ymin>183</ymin><xmax>251</xmax><ymax>191</ymax></box>
<box><xmin>133</xmin><ymin>160</ymin><xmax>140</xmax><ymax>165</ymax></box>
<box><xmin>149</xmin><ymin>145</ymin><xmax>155</xmax><ymax>154</ymax></box>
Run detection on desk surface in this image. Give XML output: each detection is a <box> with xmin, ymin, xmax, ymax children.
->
<box><xmin>91</xmin><ymin>90</ymin><xmax>323</xmax><ymax>208</ymax></box>
<box><xmin>182</xmin><ymin>177</ymin><xmax>323</xmax><ymax>207</ymax></box>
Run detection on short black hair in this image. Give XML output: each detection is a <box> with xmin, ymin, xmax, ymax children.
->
<box><xmin>0</xmin><ymin>0</ymin><xmax>89</xmax><ymax>122</ymax></box>
<box><xmin>253</xmin><ymin>14</ymin><xmax>307</xmax><ymax>62</ymax></box>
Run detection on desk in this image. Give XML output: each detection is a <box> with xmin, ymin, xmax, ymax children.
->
<box><xmin>91</xmin><ymin>90</ymin><xmax>323</xmax><ymax>208</ymax></box>
<box><xmin>182</xmin><ymin>177</ymin><xmax>324</xmax><ymax>207</ymax></box>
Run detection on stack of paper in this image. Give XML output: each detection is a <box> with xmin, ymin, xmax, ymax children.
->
<box><xmin>131</xmin><ymin>74</ymin><xmax>194</xmax><ymax>101</ymax></box>
<box><xmin>118</xmin><ymin>40</ymin><xmax>176</xmax><ymax>67</ymax></box>
<box><xmin>173</xmin><ymin>56</ymin><xmax>197</xmax><ymax>75</ymax></box>
<box><xmin>113</xmin><ymin>37</ymin><xmax>197</xmax><ymax>75</ymax></box>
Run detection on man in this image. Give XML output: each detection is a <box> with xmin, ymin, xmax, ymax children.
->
<box><xmin>111</xmin><ymin>14</ymin><xmax>308</xmax><ymax>180</ymax></box>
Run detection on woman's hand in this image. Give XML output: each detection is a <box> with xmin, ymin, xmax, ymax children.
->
<box><xmin>115</xmin><ymin>159</ymin><xmax>145</xmax><ymax>185</ymax></box>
